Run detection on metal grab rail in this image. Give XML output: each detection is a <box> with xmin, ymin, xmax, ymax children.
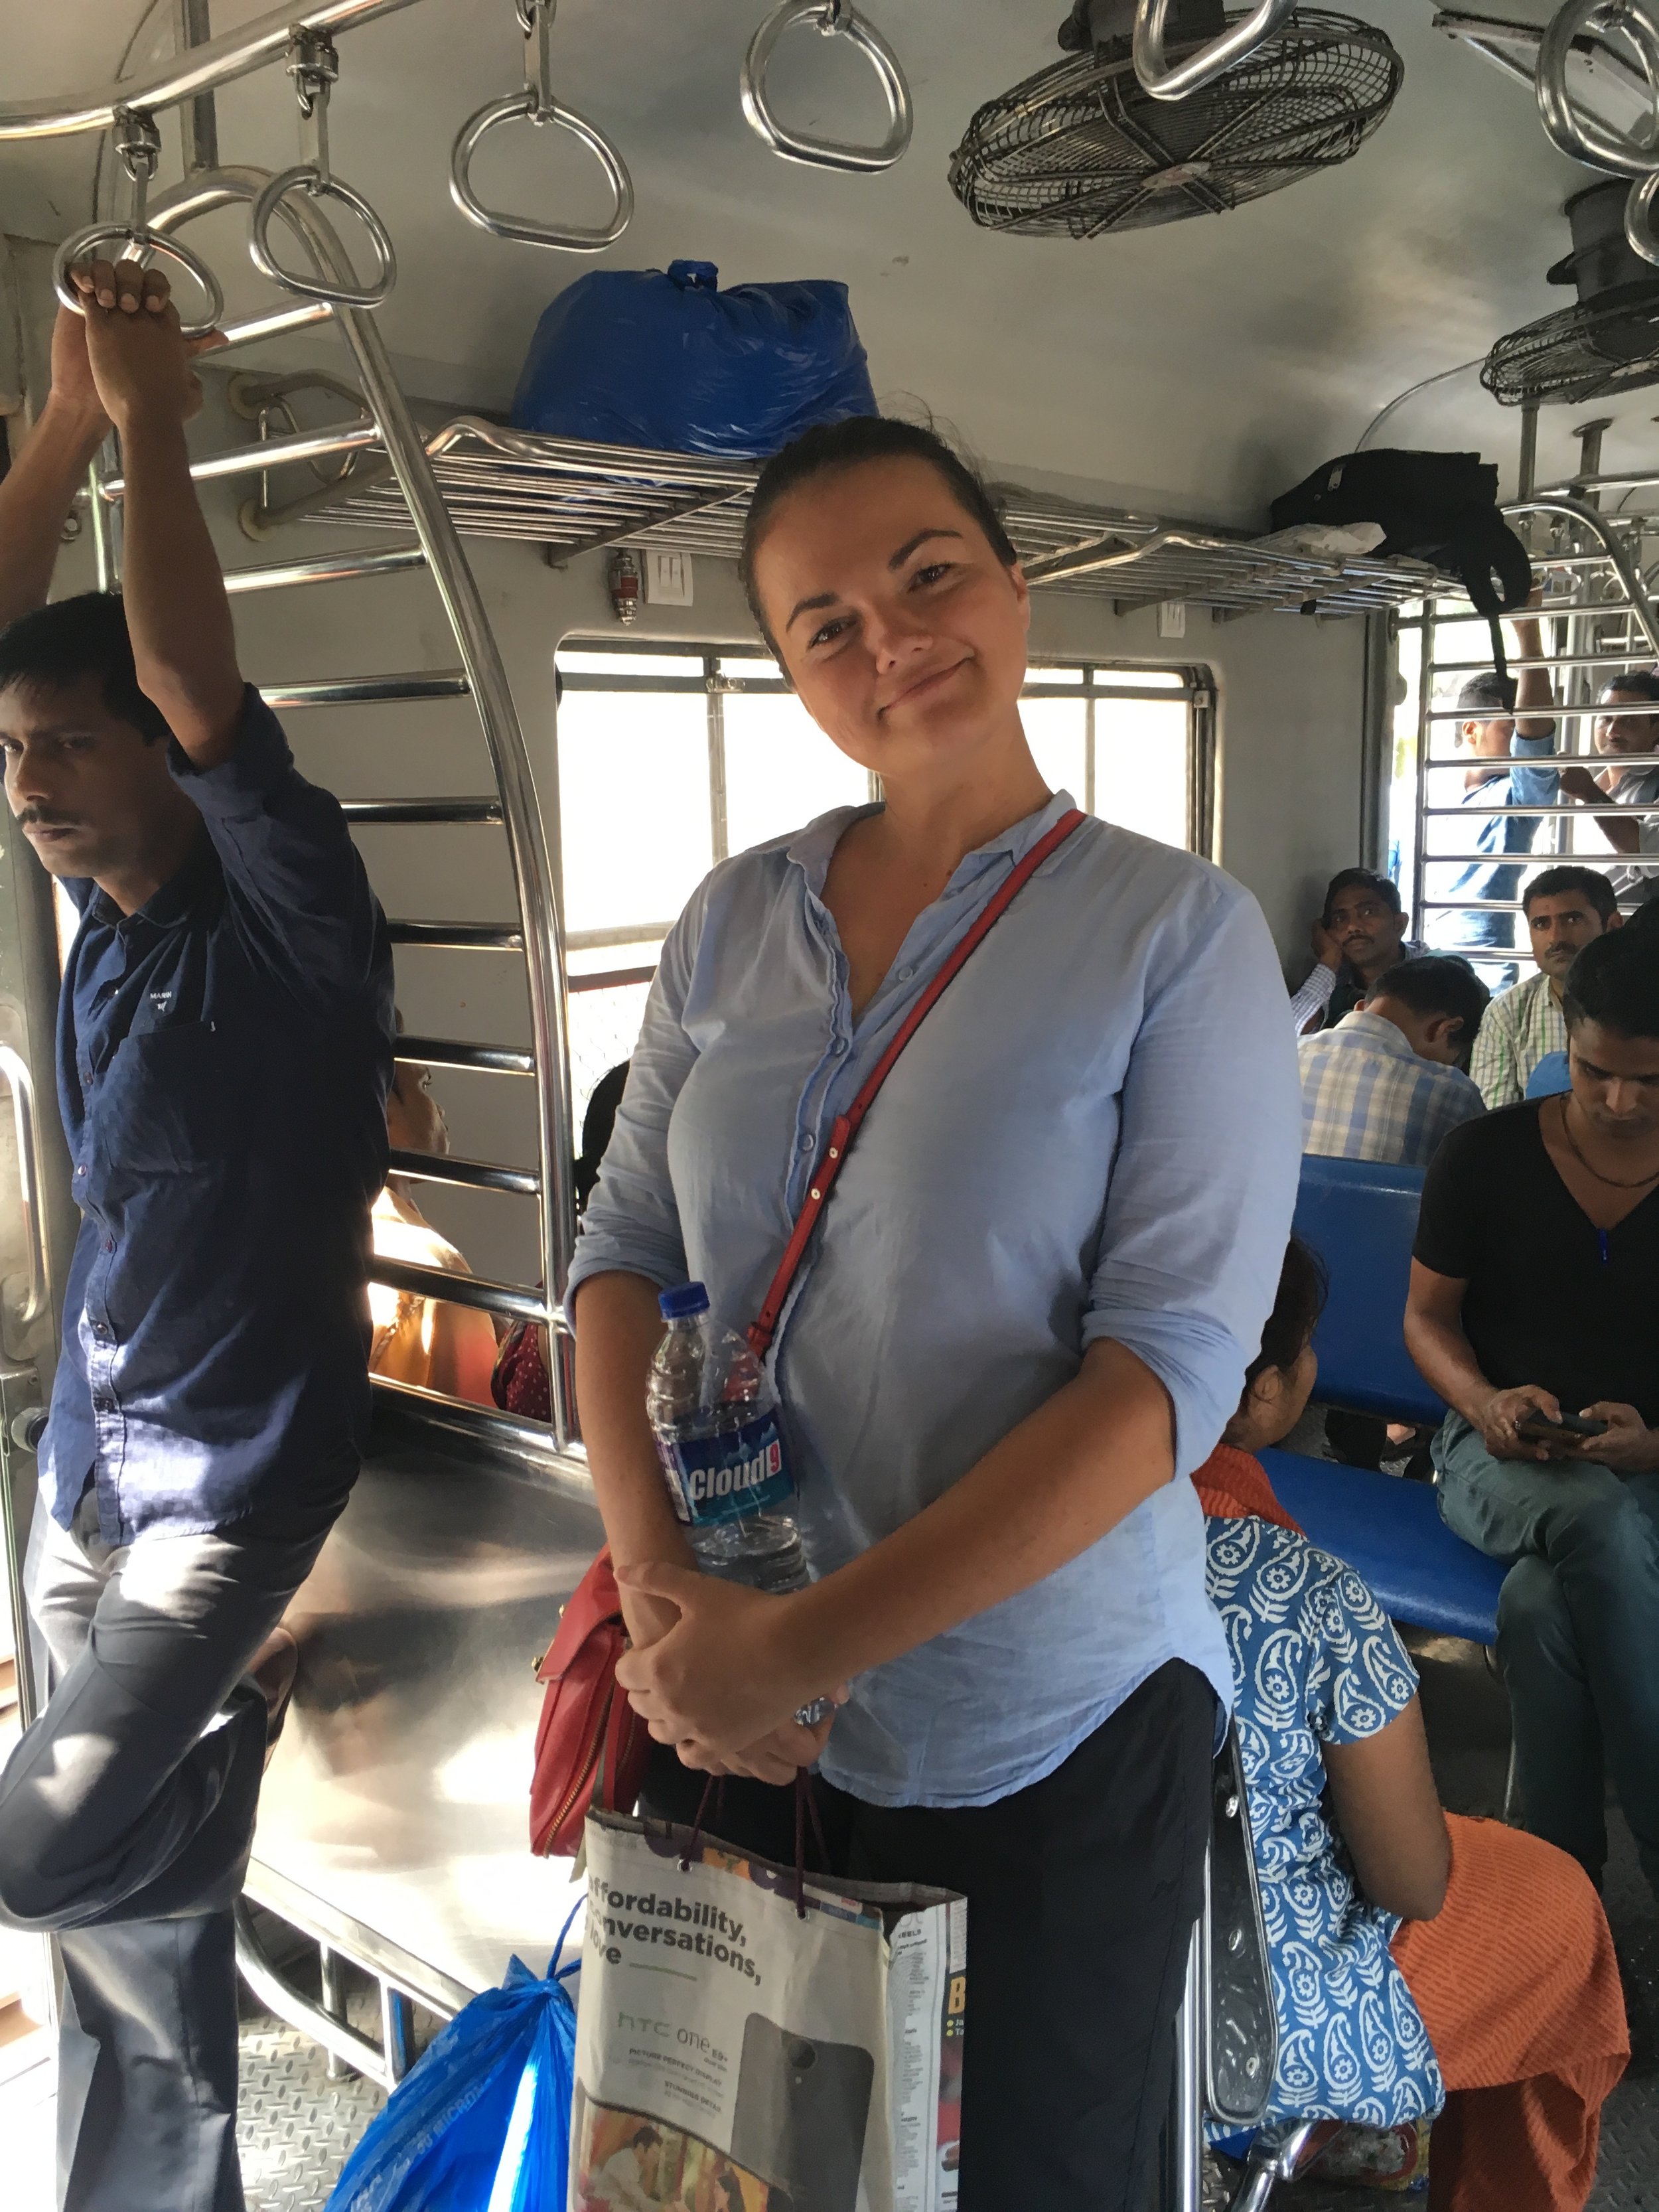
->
<box><xmin>0</xmin><ymin>1047</ymin><xmax>47</xmax><ymax>1329</ymax></box>
<box><xmin>740</xmin><ymin>0</ymin><xmax>913</xmax><ymax>173</ymax></box>
<box><xmin>151</xmin><ymin>166</ymin><xmax>578</xmax><ymax>1447</ymax></box>
<box><xmin>1504</xmin><ymin>492</ymin><xmax>1659</xmax><ymax>654</ymax></box>
<box><xmin>233</xmin><ymin>1900</ymin><xmax>409</xmax><ymax>2089</ymax></box>
<box><xmin>250</xmin><ymin>33</ymin><xmax>396</xmax><ymax>308</ymax></box>
<box><xmin>1131</xmin><ymin>0</ymin><xmax>1299</xmax><ymax>102</ymax></box>
<box><xmin>1627</xmin><ymin>166</ymin><xmax>1659</xmax><ymax>261</ymax></box>
<box><xmin>52</xmin><ymin>110</ymin><xmax>224</xmax><ymax>338</ymax></box>
<box><xmin>1536</xmin><ymin>0</ymin><xmax>1659</xmax><ymax>170</ymax></box>
<box><xmin>450</xmin><ymin>0</ymin><xmax>633</xmax><ymax>252</ymax></box>
<box><xmin>0</xmin><ymin>0</ymin><xmax>417</xmax><ymax>140</ymax></box>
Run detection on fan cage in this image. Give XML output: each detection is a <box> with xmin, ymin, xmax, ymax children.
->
<box><xmin>948</xmin><ymin>13</ymin><xmax>1403</xmax><ymax>238</ymax></box>
<box><xmin>1482</xmin><ymin>288</ymin><xmax>1659</xmax><ymax>407</ymax></box>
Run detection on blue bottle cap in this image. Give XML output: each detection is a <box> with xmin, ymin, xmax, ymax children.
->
<box><xmin>658</xmin><ymin>1281</ymin><xmax>711</xmax><ymax>1320</ymax></box>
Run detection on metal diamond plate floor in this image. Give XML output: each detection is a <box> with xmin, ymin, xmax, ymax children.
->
<box><xmin>237</xmin><ymin>2018</ymin><xmax>386</xmax><ymax>2211</ymax></box>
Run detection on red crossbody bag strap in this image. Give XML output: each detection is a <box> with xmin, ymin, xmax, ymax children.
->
<box><xmin>747</xmin><ymin>808</ymin><xmax>1086</xmax><ymax>1358</ymax></box>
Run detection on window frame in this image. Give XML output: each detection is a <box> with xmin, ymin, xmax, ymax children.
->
<box><xmin>555</xmin><ymin>639</ymin><xmax>1215</xmax><ymax>952</ymax></box>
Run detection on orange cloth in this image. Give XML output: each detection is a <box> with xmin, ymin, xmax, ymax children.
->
<box><xmin>1191</xmin><ymin>1442</ymin><xmax>1304</xmax><ymax>1535</ymax></box>
<box><xmin>1392</xmin><ymin>1819</ymin><xmax>1628</xmax><ymax>2211</ymax></box>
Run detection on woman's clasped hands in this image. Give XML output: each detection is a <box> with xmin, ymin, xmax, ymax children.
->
<box><xmin>613</xmin><ymin>1560</ymin><xmax>848</xmax><ymax>1785</ymax></box>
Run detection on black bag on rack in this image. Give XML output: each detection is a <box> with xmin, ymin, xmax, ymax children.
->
<box><xmin>1270</xmin><ymin>449</ymin><xmax>1532</xmax><ymax>676</ymax></box>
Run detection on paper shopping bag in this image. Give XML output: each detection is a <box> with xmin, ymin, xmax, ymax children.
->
<box><xmin>570</xmin><ymin>1810</ymin><xmax>967</xmax><ymax>2212</ymax></box>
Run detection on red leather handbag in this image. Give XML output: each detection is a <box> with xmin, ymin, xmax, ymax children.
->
<box><xmin>530</xmin><ymin>1546</ymin><xmax>652</xmax><ymax>1857</ymax></box>
<box><xmin>528</xmin><ymin>808</ymin><xmax>1085</xmax><ymax>1857</ymax></box>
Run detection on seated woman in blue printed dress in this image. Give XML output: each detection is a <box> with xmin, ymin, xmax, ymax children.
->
<box><xmin>1194</xmin><ymin>1240</ymin><xmax>1627</xmax><ymax>2212</ymax></box>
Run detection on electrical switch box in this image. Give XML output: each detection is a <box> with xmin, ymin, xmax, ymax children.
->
<box><xmin>646</xmin><ymin>548</ymin><xmax>695</xmax><ymax>607</ymax></box>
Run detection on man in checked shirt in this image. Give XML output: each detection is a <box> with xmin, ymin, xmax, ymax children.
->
<box><xmin>0</xmin><ymin>266</ymin><xmax>392</xmax><ymax>2209</ymax></box>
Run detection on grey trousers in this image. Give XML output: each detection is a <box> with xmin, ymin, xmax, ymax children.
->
<box><xmin>1434</xmin><ymin>1411</ymin><xmax>1659</xmax><ymax>1900</ymax></box>
<box><xmin>0</xmin><ymin>1483</ymin><xmax>338</xmax><ymax>2212</ymax></box>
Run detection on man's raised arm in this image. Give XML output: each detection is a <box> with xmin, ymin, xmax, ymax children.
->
<box><xmin>0</xmin><ymin>307</ymin><xmax>108</xmax><ymax>630</ymax></box>
<box><xmin>76</xmin><ymin>258</ymin><xmax>240</xmax><ymax>769</ymax></box>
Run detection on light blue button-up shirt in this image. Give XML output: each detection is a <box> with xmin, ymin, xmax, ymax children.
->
<box><xmin>569</xmin><ymin>791</ymin><xmax>1302</xmax><ymax>1808</ymax></box>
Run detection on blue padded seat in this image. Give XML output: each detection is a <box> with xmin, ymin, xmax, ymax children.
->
<box><xmin>1262</xmin><ymin>1447</ymin><xmax>1506</xmax><ymax>1647</ymax></box>
<box><xmin>1292</xmin><ymin>1157</ymin><xmax>1445</xmax><ymax>1426</ymax></box>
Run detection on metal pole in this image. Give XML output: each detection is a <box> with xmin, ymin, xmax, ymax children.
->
<box><xmin>1411</xmin><ymin>597</ymin><xmax>1435</xmax><ymax>940</ymax></box>
<box><xmin>1171</xmin><ymin>1913</ymin><xmax>1204</xmax><ymax>2212</ymax></box>
<box><xmin>175</xmin><ymin>0</ymin><xmax>220</xmax><ymax>174</ymax></box>
<box><xmin>86</xmin><ymin>445</ymin><xmax>116</xmax><ymax>593</ymax></box>
<box><xmin>706</xmin><ymin>654</ymin><xmax>729</xmax><ymax>865</ymax></box>
<box><xmin>1573</xmin><ymin>419</ymin><xmax>1613</xmax><ymax>500</ymax></box>
<box><xmin>1518</xmin><ymin>402</ymin><xmax>1539</xmax><ymax>500</ymax></box>
<box><xmin>152</xmin><ymin>169</ymin><xmax>578</xmax><ymax>1447</ymax></box>
<box><xmin>0</xmin><ymin>0</ymin><xmax>421</xmax><ymax>139</ymax></box>
<box><xmin>1503</xmin><ymin>496</ymin><xmax>1659</xmax><ymax>658</ymax></box>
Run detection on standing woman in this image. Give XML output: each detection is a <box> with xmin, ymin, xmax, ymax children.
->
<box><xmin>569</xmin><ymin>417</ymin><xmax>1301</xmax><ymax>2206</ymax></box>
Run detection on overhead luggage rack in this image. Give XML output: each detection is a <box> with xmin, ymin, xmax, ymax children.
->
<box><xmin>254</xmin><ymin>413</ymin><xmax>1465</xmax><ymax>613</ymax></box>
<box><xmin>1021</xmin><ymin>524</ymin><xmax>1458</xmax><ymax>616</ymax></box>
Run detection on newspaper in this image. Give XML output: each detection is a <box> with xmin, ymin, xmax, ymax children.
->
<box><xmin>572</xmin><ymin>1811</ymin><xmax>966</xmax><ymax>2212</ymax></box>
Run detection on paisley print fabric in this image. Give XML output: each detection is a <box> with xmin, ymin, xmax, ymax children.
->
<box><xmin>1205</xmin><ymin>1514</ymin><xmax>1445</xmax><ymax>2126</ymax></box>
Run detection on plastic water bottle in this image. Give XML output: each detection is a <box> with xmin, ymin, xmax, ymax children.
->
<box><xmin>647</xmin><ymin>1282</ymin><xmax>830</xmax><ymax>1724</ymax></box>
<box><xmin>648</xmin><ymin>1282</ymin><xmax>810</xmax><ymax>1591</ymax></box>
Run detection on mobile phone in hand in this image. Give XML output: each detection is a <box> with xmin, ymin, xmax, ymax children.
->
<box><xmin>1516</xmin><ymin>1412</ymin><xmax>1607</xmax><ymax>1443</ymax></box>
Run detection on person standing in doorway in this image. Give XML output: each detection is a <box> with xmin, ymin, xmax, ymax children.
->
<box><xmin>1558</xmin><ymin>670</ymin><xmax>1659</xmax><ymax>908</ymax></box>
<box><xmin>1424</xmin><ymin>599</ymin><xmax>1558</xmax><ymax>990</ymax></box>
<box><xmin>0</xmin><ymin>267</ymin><xmax>392</xmax><ymax>2211</ymax></box>
<box><xmin>571</xmin><ymin>415</ymin><xmax>1300</xmax><ymax>2211</ymax></box>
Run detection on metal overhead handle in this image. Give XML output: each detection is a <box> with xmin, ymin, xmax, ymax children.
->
<box><xmin>53</xmin><ymin>108</ymin><xmax>225</xmax><ymax>338</ymax></box>
<box><xmin>741</xmin><ymin>0</ymin><xmax>913</xmax><ymax>173</ymax></box>
<box><xmin>249</xmin><ymin>33</ymin><xmax>396</xmax><ymax>307</ymax></box>
<box><xmin>0</xmin><ymin>1048</ymin><xmax>47</xmax><ymax>1330</ymax></box>
<box><xmin>1537</xmin><ymin>0</ymin><xmax>1659</xmax><ymax>169</ymax></box>
<box><xmin>1627</xmin><ymin>164</ymin><xmax>1659</xmax><ymax>258</ymax></box>
<box><xmin>1131</xmin><ymin>0</ymin><xmax>1300</xmax><ymax>102</ymax></box>
<box><xmin>449</xmin><ymin>0</ymin><xmax>632</xmax><ymax>251</ymax></box>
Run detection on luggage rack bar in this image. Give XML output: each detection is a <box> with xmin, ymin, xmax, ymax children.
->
<box><xmin>0</xmin><ymin>0</ymin><xmax>421</xmax><ymax>140</ymax></box>
<box><xmin>369</xmin><ymin>1256</ymin><xmax>548</xmax><ymax>1325</ymax></box>
<box><xmin>340</xmin><ymin>796</ymin><xmax>502</xmax><ymax>823</ymax></box>
<box><xmin>228</xmin><ymin>413</ymin><xmax>1464</xmax><ymax>617</ymax></box>
<box><xmin>387</xmin><ymin>920</ymin><xmax>523</xmax><ymax>950</ymax></box>
<box><xmin>368</xmin><ymin>1372</ymin><xmax>591</xmax><ymax>1491</ymax></box>
<box><xmin>224</xmin><ymin>541</ymin><xmax>426</xmax><ymax>595</ymax></box>
<box><xmin>216</xmin><ymin>299</ymin><xmax>335</xmax><ymax>354</ymax></box>
<box><xmin>261</xmin><ymin>670</ymin><xmax>470</xmax><ymax>708</ymax></box>
<box><xmin>396</xmin><ymin>1035</ymin><xmax>534</xmax><ymax>1076</ymax></box>
<box><xmin>102</xmin><ymin>418</ymin><xmax>382</xmax><ymax>498</ymax></box>
<box><xmin>386</xmin><ymin>1146</ymin><xmax>539</xmax><ymax>1197</ymax></box>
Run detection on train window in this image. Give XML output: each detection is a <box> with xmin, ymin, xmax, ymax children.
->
<box><xmin>717</xmin><ymin>654</ymin><xmax>876</xmax><ymax>855</ymax></box>
<box><xmin>1394</xmin><ymin>583</ymin><xmax>1654</xmax><ymax>979</ymax></box>
<box><xmin>556</xmin><ymin>641</ymin><xmax>1204</xmax><ymax>1123</ymax></box>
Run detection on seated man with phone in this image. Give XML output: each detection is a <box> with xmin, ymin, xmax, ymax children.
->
<box><xmin>1405</xmin><ymin>925</ymin><xmax>1659</xmax><ymax>1905</ymax></box>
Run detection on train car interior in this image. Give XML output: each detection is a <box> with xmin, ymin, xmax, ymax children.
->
<box><xmin>0</xmin><ymin>0</ymin><xmax>1656</xmax><ymax>2205</ymax></box>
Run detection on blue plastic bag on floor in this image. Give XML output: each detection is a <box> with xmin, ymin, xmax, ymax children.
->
<box><xmin>326</xmin><ymin>1906</ymin><xmax>580</xmax><ymax>2212</ymax></box>
<box><xmin>510</xmin><ymin>259</ymin><xmax>877</xmax><ymax>457</ymax></box>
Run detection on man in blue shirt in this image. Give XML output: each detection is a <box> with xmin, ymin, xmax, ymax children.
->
<box><xmin>0</xmin><ymin>269</ymin><xmax>392</xmax><ymax>2209</ymax></box>
<box><xmin>1425</xmin><ymin>601</ymin><xmax>1557</xmax><ymax>986</ymax></box>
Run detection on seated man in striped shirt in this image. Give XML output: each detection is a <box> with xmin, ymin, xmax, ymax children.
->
<box><xmin>1299</xmin><ymin>955</ymin><xmax>1488</xmax><ymax>1166</ymax></box>
<box><xmin>1470</xmin><ymin>866</ymin><xmax>1621</xmax><ymax>1109</ymax></box>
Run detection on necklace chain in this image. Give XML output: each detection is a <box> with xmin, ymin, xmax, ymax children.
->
<box><xmin>1556</xmin><ymin>1096</ymin><xmax>1659</xmax><ymax>1190</ymax></box>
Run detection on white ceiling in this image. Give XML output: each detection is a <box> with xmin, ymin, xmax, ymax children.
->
<box><xmin>0</xmin><ymin>0</ymin><xmax>1652</xmax><ymax>524</ymax></box>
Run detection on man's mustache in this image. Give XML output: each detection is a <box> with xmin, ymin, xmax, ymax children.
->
<box><xmin>17</xmin><ymin>808</ymin><xmax>81</xmax><ymax>828</ymax></box>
